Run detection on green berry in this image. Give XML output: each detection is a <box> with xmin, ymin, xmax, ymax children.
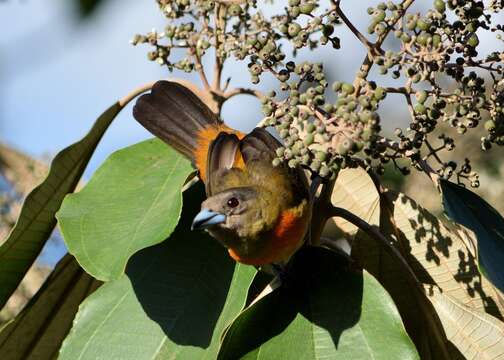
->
<box><xmin>288</xmin><ymin>159</ymin><xmax>299</xmax><ymax>168</ymax></box>
<box><xmin>315</xmin><ymin>151</ymin><xmax>327</xmax><ymax>161</ymax></box>
<box><xmin>306</xmin><ymin>123</ymin><xmax>316</xmax><ymax>133</ymax></box>
<box><xmin>304</xmin><ymin>133</ymin><xmax>314</xmax><ymax>146</ymax></box>
<box><xmin>374</xmin><ymin>87</ymin><xmax>387</xmax><ymax>100</ymax></box>
<box><xmin>228</xmin><ymin>4</ymin><xmax>242</xmax><ymax>16</ymax></box>
<box><xmin>332</xmin><ymin>81</ymin><xmax>342</xmax><ymax>92</ymax></box>
<box><xmin>342</xmin><ymin>83</ymin><xmax>355</xmax><ymax>94</ymax></box>
<box><xmin>338</xmin><ymin>139</ymin><xmax>354</xmax><ymax>155</ymax></box>
<box><xmin>467</xmin><ymin>33</ymin><xmax>480</xmax><ymax>48</ymax></box>
<box><xmin>310</xmin><ymin>159</ymin><xmax>321</xmax><ymax>172</ymax></box>
<box><xmin>434</xmin><ymin>0</ymin><xmax>446</xmax><ymax>13</ymax></box>
<box><xmin>300</xmin><ymin>2</ymin><xmax>316</xmax><ymax>14</ymax></box>
<box><xmin>417</xmin><ymin>19</ymin><xmax>431</xmax><ymax>31</ymax></box>
<box><xmin>432</xmin><ymin>34</ymin><xmax>442</xmax><ymax>48</ymax></box>
<box><xmin>485</xmin><ymin>120</ymin><xmax>496</xmax><ymax>131</ymax></box>
<box><xmin>288</xmin><ymin>23</ymin><xmax>302</xmax><ymax>37</ymax></box>
<box><xmin>415</xmin><ymin>90</ymin><xmax>428</xmax><ymax>104</ymax></box>
<box><xmin>414</xmin><ymin>104</ymin><xmax>426</xmax><ymax>114</ymax></box>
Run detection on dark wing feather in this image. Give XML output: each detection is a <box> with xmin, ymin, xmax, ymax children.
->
<box><xmin>207</xmin><ymin>133</ymin><xmax>241</xmax><ymax>195</ymax></box>
<box><xmin>241</xmin><ymin>128</ymin><xmax>310</xmax><ymax>200</ymax></box>
<box><xmin>239</xmin><ymin>128</ymin><xmax>281</xmax><ymax>164</ymax></box>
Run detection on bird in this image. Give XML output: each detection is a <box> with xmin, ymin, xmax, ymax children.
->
<box><xmin>133</xmin><ymin>81</ymin><xmax>311</xmax><ymax>267</ymax></box>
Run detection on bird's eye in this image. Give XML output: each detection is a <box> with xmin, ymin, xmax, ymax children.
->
<box><xmin>227</xmin><ymin>197</ymin><xmax>239</xmax><ymax>208</ymax></box>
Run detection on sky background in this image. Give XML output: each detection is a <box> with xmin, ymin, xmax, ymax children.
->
<box><xmin>1</xmin><ymin>0</ymin><xmax>502</xmax><ymax>266</ymax></box>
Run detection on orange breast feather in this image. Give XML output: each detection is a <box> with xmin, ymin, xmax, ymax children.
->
<box><xmin>194</xmin><ymin>125</ymin><xmax>245</xmax><ymax>182</ymax></box>
<box><xmin>228</xmin><ymin>201</ymin><xmax>310</xmax><ymax>266</ymax></box>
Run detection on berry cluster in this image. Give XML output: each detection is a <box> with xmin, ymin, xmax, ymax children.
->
<box><xmin>134</xmin><ymin>0</ymin><xmax>504</xmax><ymax>187</ymax></box>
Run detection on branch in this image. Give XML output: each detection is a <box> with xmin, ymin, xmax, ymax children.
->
<box><xmin>353</xmin><ymin>0</ymin><xmax>416</xmax><ymax>94</ymax></box>
<box><xmin>310</xmin><ymin>176</ymin><xmax>337</xmax><ymax>246</ymax></box>
<box><xmin>327</xmin><ymin>206</ymin><xmax>420</xmax><ymax>284</ymax></box>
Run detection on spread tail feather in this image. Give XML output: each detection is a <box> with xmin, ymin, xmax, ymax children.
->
<box><xmin>133</xmin><ymin>80</ymin><xmax>221</xmax><ymax>161</ymax></box>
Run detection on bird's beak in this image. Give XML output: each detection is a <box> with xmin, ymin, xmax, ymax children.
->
<box><xmin>191</xmin><ymin>208</ymin><xmax>226</xmax><ymax>230</ymax></box>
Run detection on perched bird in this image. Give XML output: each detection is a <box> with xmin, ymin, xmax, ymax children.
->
<box><xmin>133</xmin><ymin>81</ymin><xmax>311</xmax><ymax>267</ymax></box>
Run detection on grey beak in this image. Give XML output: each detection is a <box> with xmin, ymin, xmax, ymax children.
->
<box><xmin>191</xmin><ymin>208</ymin><xmax>226</xmax><ymax>230</ymax></box>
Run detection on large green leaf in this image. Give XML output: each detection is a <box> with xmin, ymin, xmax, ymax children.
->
<box><xmin>59</xmin><ymin>184</ymin><xmax>257</xmax><ymax>360</ymax></box>
<box><xmin>57</xmin><ymin>138</ymin><xmax>193</xmax><ymax>281</ymax></box>
<box><xmin>0</xmin><ymin>254</ymin><xmax>101</xmax><ymax>359</ymax></box>
<box><xmin>218</xmin><ymin>247</ymin><xmax>419</xmax><ymax>360</ymax></box>
<box><xmin>440</xmin><ymin>180</ymin><xmax>504</xmax><ymax>293</ymax></box>
<box><xmin>0</xmin><ymin>102</ymin><xmax>122</xmax><ymax>309</ymax></box>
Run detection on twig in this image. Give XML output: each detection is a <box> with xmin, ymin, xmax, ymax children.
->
<box><xmin>332</xmin><ymin>0</ymin><xmax>380</xmax><ymax>56</ymax></box>
<box><xmin>223</xmin><ymin>87</ymin><xmax>266</xmax><ymax>101</ymax></box>
<box><xmin>213</xmin><ymin>3</ymin><xmax>225</xmax><ymax>92</ymax></box>
<box><xmin>191</xmin><ymin>49</ymin><xmax>212</xmax><ymax>91</ymax></box>
<box><xmin>327</xmin><ymin>206</ymin><xmax>421</xmax><ymax>284</ymax></box>
<box><xmin>353</xmin><ymin>0</ymin><xmax>416</xmax><ymax>94</ymax></box>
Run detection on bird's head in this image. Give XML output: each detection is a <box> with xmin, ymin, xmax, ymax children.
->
<box><xmin>191</xmin><ymin>186</ymin><xmax>280</xmax><ymax>241</ymax></box>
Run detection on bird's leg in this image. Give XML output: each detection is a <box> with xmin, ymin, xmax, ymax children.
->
<box><xmin>271</xmin><ymin>263</ymin><xmax>284</xmax><ymax>277</ymax></box>
<box><xmin>309</xmin><ymin>175</ymin><xmax>323</xmax><ymax>202</ymax></box>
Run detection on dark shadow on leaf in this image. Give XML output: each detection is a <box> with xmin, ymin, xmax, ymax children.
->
<box><xmin>128</xmin><ymin>183</ymin><xmax>235</xmax><ymax>348</ymax></box>
<box><xmin>219</xmin><ymin>248</ymin><xmax>362</xmax><ymax>359</ymax></box>
<box><xmin>244</xmin><ymin>271</ymin><xmax>274</xmax><ymax>307</ymax></box>
<box><xmin>387</xmin><ymin>191</ymin><xmax>503</xmax><ymax>320</ymax></box>
<box><xmin>296</xmin><ymin>248</ymin><xmax>363</xmax><ymax>348</ymax></box>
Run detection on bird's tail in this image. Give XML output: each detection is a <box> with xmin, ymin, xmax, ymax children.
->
<box><xmin>133</xmin><ymin>81</ymin><xmax>243</xmax><ymax>181</ymax></box>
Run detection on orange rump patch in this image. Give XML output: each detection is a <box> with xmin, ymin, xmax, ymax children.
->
<box><xmin>193</xmin><ymin>124</ymin><xmax>245</xmax><ymax>183</ymax></box>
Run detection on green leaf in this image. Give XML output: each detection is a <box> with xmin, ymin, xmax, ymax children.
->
<box><xmin>218</xmin><ymin>248</ymin><xmax>419</xmax><ymax>360</ymax></box>
<box><xmin>0</xmin><ymin>102</ymin><xmax>122</xmax><ymax>309</ymax></box>
<box><xmin>440</xmin><ymin>180</ymin><xmax>504</xmax><ymax>293</ymax></box>
<box><xmin>57</xmin><ymin>138</ymin><xmax>193</xmax><ymax>281</ymax></box>
<box><xmin>59</xmin><ymin>184</ymin><xmax>257</xmax><ymax>360</ymax></box>
<box><xmin>0</xmin><ymin>254</ymin><xmax>101</xmax><ymax>359</ymax></box>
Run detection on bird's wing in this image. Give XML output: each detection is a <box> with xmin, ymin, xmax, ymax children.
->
<box><xmin>207</xmin><ymin>132</ymin><xmax>241</xmax><ymax>195</ymax></box>
<box><xmin>241</xmin><ymin>128</ymin><xmax>310</xmax><ymax>202</ymax></box>
<box><xmin>239</xmin><ymin>128</ymin><xmax>281</xmax><ymax>163</ymax></box>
